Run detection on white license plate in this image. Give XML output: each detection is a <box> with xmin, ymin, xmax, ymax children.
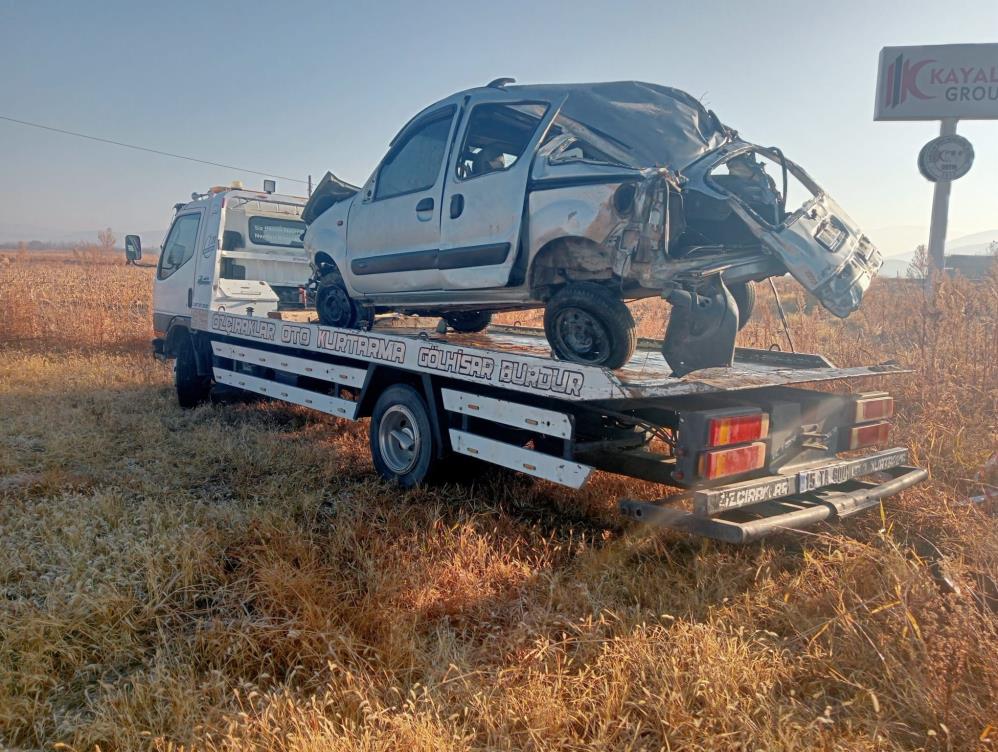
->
<box><xmin>797</xmin><ymin>448</ymin><xmax>908</xmax><ymax>493</ymax></box>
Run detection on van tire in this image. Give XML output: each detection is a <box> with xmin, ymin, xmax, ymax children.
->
<box><xmin>175</xmin><ymin>334</ymin><xmax>211</xmax><ymax>408</ymax></box>
<box><xmin>316</xmin><ymin>270</ymin><xmax>371</xmax><ymax>329</ymax></box>
<box><xmin>544</xmin><ymin>283</ymin><xmax>636</xmax><ymax>369</ymax></box>
<box><xmin>730</xmin><ymin>281</ymin><xmax>756</xmax><ymax>330</ymax></box>
<box><xmin>442</xmin><ymin>310</ymin><xmax>492</xmax><ymax>333</ymax></box>
<box><xmin>369</xmin><ymin>384</ymin><xmax>438</xmax><ymax>487</ymax></box>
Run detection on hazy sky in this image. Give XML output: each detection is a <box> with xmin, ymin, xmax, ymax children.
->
<box><xmin>1</xmin><ymin>0</ymin><xmax>996</xmax><ymax>253</ymax></box>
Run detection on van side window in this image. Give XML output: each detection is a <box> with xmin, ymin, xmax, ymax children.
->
<box><xmin>157</xmin><ymin>213</ymin><xmax>202</xmax><ymax>280</ymax></box>
<box><xmin>457</xmin><ymin>103</ymin><xmax>547</xmax><ymax>180</ymax></box>
<box><xmin>375</xmin><ymin>108</ymin><xmax>455</xmax><ymax>200</ymax></box>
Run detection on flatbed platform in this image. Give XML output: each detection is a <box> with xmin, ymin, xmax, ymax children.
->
<box><xmin>174</xmin><ymin>308</ymin><xmax>926</xmax><ymax>543</ymax></box>
<box><xmin>197</xmin><ymin>308</ymin><xmax>905</xmax><ymax>404</ymax></box>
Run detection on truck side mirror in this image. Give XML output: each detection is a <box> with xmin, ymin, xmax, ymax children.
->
<box><xmin>125</xmin><ymin>235</ymin><xmax>142</xmax><ymax>263</ymax></box>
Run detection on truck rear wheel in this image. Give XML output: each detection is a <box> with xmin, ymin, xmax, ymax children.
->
<box><xmin>175</xmin><ymin>333</ymin><xmax>211</xmax><ymax>408</ymax></box>
<box><xmin>369</xmin><ymin>384</ymin><xmax>438</xmax><ymax>487</ymax></box>
<box><xmin>544</xmin><ymin>283</ymin><xmax>637</xmax><ymax>369</ymax></box>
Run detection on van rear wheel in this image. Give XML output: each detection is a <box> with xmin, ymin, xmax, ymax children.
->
<box><xmin>730</xmin><ymin>281</ymin><xmax>756</xmax><ymax>331</ymax></box>
<box><xmin>544</xmin><ymin>283</ymin><xmax>636</xmax><ymax>369</ymax></box>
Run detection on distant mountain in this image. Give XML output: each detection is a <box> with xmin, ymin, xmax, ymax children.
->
<box><xmin>0</xmin><ymin>224</ymin><xmax>165</xmax><ymax>248</ymax></box>
<box><xmin>948</xmin><ymin>229</ymin><xmax>998</xmax><ymax>255</ymax></box>
<box><xmin>867</xmin><ymin>225</ymin><xmax>937</xmax><ymax>258</ymax></box>
<box><xmin>881</xmin><ymin>256</ymin><xmax>915</xmax><ymax>278</ymax></box>
<box><xmin>867</xmin><ymin>226</ymin><xmax>998</xmax><ymax>258</ymax></box>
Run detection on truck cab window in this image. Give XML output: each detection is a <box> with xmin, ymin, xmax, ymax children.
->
<box><xmin>375</xmin><ymin>108</ymin><xmax>455</xmax><ymax>200</ymax></box>
<box><xmin>457</xmin><ymin>103</ymin><xmax>547</xmax><ymax>179</ymax></box>
<box><xmin>157</xmin><ymin>213</ymin><xmax>202</xmax><ymax>280</ymax></box>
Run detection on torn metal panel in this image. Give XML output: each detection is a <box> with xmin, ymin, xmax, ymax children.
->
<box><xmin>301</xmin><ymin>171</ymin><xmax>359</xmax><ymax>225</ymax></box>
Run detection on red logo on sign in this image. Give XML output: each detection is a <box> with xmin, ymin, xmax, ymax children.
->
<box><xmin>882</xmin><ymin>54</ymin><xmax>936</xmax><ymax>109</ymax></box>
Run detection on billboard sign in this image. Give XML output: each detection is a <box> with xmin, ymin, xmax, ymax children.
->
<box><xmin>875</xmin><ymin>43</ymin><xmax>998</xmax><ymax>120</ymax></box>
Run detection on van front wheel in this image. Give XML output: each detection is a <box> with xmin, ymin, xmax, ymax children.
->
<box><xmin>316</xmin><ymin>270</ymin><xmax>371</xmax><ymax>329</ymax></box>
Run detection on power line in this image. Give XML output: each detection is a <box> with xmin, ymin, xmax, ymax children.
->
<box><xmin>0</xmin><ymin>114</ymin><xmax>308</xmax><ymax>184</ymax></box>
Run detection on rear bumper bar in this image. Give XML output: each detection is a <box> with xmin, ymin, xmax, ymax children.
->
<box><xmin>619</xmin><ymin>464</ymin><xmax>927</xmax><ymax>544</ymax></box>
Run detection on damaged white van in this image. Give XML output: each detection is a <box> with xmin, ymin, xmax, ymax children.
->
<box><xmin>303</xmin><ymin>80</ymin><xmax>883</xmax><ymax>373</ymax></box>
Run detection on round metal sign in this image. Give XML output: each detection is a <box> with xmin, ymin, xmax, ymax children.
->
<box><xmin>918</xmin><ymin>134</ymin><xmax>974</xmax><ymax>182</ymax></box>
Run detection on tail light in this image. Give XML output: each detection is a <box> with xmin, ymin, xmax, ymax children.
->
<box><xmin>846</xmin><ymin>421</ymin><xmax>891</xmax><ymax>450</ymax></box>
<box><xmin>699</xmin><ymin>441</ymin><xmax>767</xmax><ymax>481</ymax></box>
<box><xmin>707</xmin><ymin>412</ymin><xmax>770</xmax><ymax>447</ymax></box>
<box><xmin>854</xmin><ymin>393</ymin><xmax>894</xmax><ymax>423</ymax></box>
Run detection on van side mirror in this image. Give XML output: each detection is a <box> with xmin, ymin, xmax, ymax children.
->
<box><xmin>125</xmin><ymin>235</ymin><xmax>142</xmax><ymax>263</ymax></box>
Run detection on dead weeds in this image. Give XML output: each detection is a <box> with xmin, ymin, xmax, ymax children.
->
<box><xmin>0</xmin><ymin>254</ymin><xmax>996</xmax><ymax>750</ymax></box>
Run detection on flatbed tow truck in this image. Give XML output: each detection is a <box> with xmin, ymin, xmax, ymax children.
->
<box><xmin>132</xmin><ymin>185</ymin><xmax>927</xmax><ymax>544</ymax></box>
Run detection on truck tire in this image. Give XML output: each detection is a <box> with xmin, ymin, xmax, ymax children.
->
<box><xmin>175</xmin><ymin>333</ymin><xmax>211</xmax><ymax>408</ymax></box>
<box><xmin>442</xmin><ymin>310</ymin><xmax>492</xmax><ymax>333</ymax></box>
<box><xmin>544</xmin><ymin>283</ymin><xmax>637</xmax><ymax>369</ymax></box>
<box><xmin>316</xmin><ymin>270</ymin><xmax>371</xmax><ymax>329</ymax></box>
<box><xmin>369</xmin><ymin>384</ymin><xmax>438</xmax><ymax>487</ymax></box>
<box><xmin>730</xmin><ymin>281</ymin><xmax>756</xmax><ymax>331</ymax></box>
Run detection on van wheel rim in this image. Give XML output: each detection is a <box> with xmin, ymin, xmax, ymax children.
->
<box><xmin>378</xmin><ymin>405</ymin><xmax>420</xmax><ymax>474</ymax></box>
<box><xmin>317</xmin><ymin>285</ymin><xmax>354</xmax><ymax>327</ymax></box>
<box><xmin>554</xmin><ymin>308</ymin><xmax>609</xmax><ymax>363</ymax></box>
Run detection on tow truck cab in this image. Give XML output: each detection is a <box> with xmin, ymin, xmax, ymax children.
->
<box><xmin>127</xmin><ymin>183</ymin><xmax>309</xmax><ymax>357</ymax></box>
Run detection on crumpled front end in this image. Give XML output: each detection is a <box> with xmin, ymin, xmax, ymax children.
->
<box><xmin>683</xmin><ymin>143</ymin><xmax>883</xmax><ymax>319</ymax></box>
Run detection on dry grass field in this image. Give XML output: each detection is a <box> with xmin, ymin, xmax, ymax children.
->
<box><xmin>0</xmin><ymin>249</ymin><xmax>996</xmax><ymax>751</ymax></box>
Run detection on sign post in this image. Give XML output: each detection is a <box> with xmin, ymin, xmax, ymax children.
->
<box><xmin>926</xmin><ymin>117</ymin><xmax>958</xmax><ymax>276</ymax></box>
<box><xmin>874</xmin><ymin>43</ymin><xmax>997</xmax><ymax>279</ymax></box>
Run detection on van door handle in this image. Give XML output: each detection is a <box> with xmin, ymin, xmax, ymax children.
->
<box><xmin>450</xmin><ymin>193</ymin><xmax>464</xmax><ymax>219</ymax></box>
<box><xmin>415</xmin><ymin>197</ymin><xmax>434</xmax><ymax>213</ymax></box>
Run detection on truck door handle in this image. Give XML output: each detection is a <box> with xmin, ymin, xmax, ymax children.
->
<box><xmin>187</xmin><ymin>288</ymin><xmax>193</xmax><ymax>307</ymax></box>
<box><xmin>415</xmin><ymin>197</ymin><xmax>434</xmax><ymax>213</ymax></box>
<box><xmin>450</xmin><ymin>193</ymin><xmax>464</xmax><ymax>219</ymax></box>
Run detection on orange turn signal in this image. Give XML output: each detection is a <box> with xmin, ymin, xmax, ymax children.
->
<box><xmin>699</xmin><ymin>441</ymin><xmax>767</xmax><ymax>480</ymax></box>
<box><xmin>847</xmin><ymin>421</ymin><xmax>891</xmax><ymax>450</ymax></box>
<box><xmin>707</xmin><ymin>413</ymin><xmax>770</xmax><ymax>447</ymax></box>
<box><xmin>855</xmin><ymin>395</ymin><xmax>894</xmax><ymax>423</ymax></box>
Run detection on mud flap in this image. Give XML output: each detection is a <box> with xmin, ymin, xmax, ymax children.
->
<box><xmin>662</xmin><ymin>276</ymin><xmax>738</xmax><ymax>377</ymax></box>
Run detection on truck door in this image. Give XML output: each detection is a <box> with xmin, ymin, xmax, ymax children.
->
<box><xmin>152</xmin><ymin>209</ymin><xmax>205</xmax><ymax>328</ymax></box>
<box><xmin>345</xmin><ymin>106</ymin><xmax>458</xmax><ymax>294</ymax></box>
<box><xmin>438</xmin><ymin>97</ymin><xmax>561</xmax><ymax>290</ymax></box>
<box><xmin>192</xmin><ymin>196</ymin><xmax>222</xmax><ymax>311</ymax></box>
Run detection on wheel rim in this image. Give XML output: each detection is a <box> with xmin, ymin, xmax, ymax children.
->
<box><xmin>378</xmin><ymin>404</ymin><xmax>420</xmax><ymax>475</ymax></box>
<box><xmin>317</xmin><ymin>284</ymin><xmax>353</xmax><ymax>327</ymax></box>
<box><xmin>553</xmin><ymin>307</ymin><xmax>611</xmax><ymax>364</ymax></box>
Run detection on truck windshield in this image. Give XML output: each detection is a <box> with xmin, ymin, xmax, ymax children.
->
<box><xmin>248</xmin><ymin>216</ymin><xmax>306</xmax><ymax>248</ymax></box>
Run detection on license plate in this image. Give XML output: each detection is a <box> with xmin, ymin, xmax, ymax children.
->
<box><xmin>797</xmin><ymin>448</ymin><xmax>908</xmax><ymax>493</ymax></box>
<box><xmin>815</xmin><ymin>220</ymin><xmax>845</xmax><ymax>251</ymax></box>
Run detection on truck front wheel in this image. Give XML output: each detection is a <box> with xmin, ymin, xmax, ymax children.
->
<box><xmin>175</xmin><ymin>333</ymin><xmax>211</xmax><ymax>408</ymax></box>
<box><xmin>369</xmin><ymin>384</ymin><xmax>438</xmax><ymax>487</ymax></box>
<box><xmin>544</xmin><ymin>283</ymin><xmax>637</xmax><ymax>369</ymax></box>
